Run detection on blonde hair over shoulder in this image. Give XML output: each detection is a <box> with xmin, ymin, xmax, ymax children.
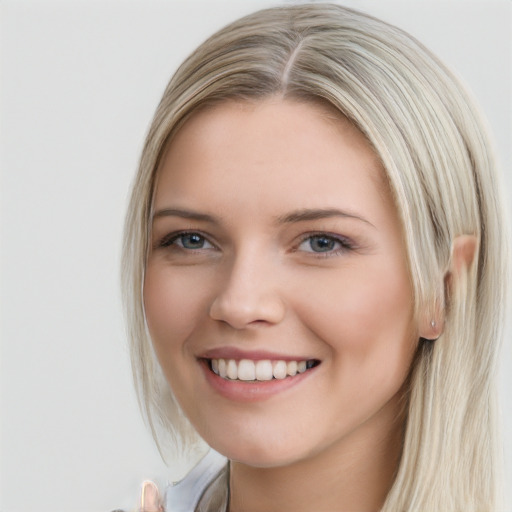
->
<box><xmin>122</xmin><ymin>4</ymin><xmax>509</xmax><ymax>510</ymax></box>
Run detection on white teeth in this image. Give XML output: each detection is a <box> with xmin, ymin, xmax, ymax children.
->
<box><xmin>209</xmin><ymin>358</ymin><xmax>316</xmax><ymax>381</ymax></box>
<box><xmin>218</xmin><ymin>358</ymin><xmax>227</xmax><ymax>378</ymax></box>
<box><xmin>273</xmin><ymin>360</ymin><xmax>287</xmax><ymax>380</ymax></box>
<box><xmin>287</xmin><ymin>361</ymin><xmax>298</xmax><ymax>376</ymax></box>
<box><xmin>255</xmin><ymin>360</ymin><xmax>273</xmax><ymax>381</ymax></box>
<box><xmin>238</xmin><ymin>359</ymin><xmax>256</xmax><ymax>381</ymax></box>
<box><xmin>227</xmin><ymin>359</ymin><xmax>238</xmax><ymax>380</ymax></box>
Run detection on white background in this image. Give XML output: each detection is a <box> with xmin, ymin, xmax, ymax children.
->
<box><xmin>1</xmin><ymin>1</ymin><xmax>510</xmax><ymax>511</ymax></box>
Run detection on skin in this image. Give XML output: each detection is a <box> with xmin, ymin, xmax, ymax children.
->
<box><xmin>139</xmin><ymin>481</ymin><xmax>162</xmax><ymax>512</ymax></box>
<box><xmin>144</xmin><ymin>98</ymin><xmax>420</xmax><ymax>511</ymax></box>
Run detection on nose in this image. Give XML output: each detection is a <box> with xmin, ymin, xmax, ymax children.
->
<box><xmin>209</xmin><ymin>252</ymin><xmax>286</xmax><ymax>329</ymax></box>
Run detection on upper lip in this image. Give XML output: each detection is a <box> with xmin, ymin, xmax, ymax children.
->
<box><xmin>199</xmin><ymin>346</ymin><xmax>318</xmax><ymax>362</ymax></box>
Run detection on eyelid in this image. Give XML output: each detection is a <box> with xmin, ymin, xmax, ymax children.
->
<box><xmin>295</xmin><ymin>232</ymin><xmax>355</xmax><ymax>255</ymax></box>
<box><xmin>155</xmin><ymin>230</ymin><xmax>217</xmax><ymax>250</ymax></box>
<box><xmin>154</xmin><ymin>229</ymin><xmax>356</xmax><ymax>256</ymax></box>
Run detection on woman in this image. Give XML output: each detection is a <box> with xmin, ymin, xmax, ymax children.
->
<box><xmin>122</xmin><ymin>3</ymin><xmax>508</xmax><ymax>511</ymax></box>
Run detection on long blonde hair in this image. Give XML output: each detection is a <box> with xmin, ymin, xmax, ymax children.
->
<box><xmin>122</xmin><ymin>4</ymin><xmax>508</xmax><ymax>510</ymax></box>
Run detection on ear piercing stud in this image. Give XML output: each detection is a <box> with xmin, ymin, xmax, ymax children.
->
<box><xmin>421</xmin><ymin>319</ymin><xmax>440</xmax><ymax>342</ymax></box>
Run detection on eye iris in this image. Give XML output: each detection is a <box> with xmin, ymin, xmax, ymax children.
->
<box><xmin>182</xmin><ymin>233</ymin><xmax>204</xmax><ymax>249</ymax></box>
<box><xmin>310</xmin><ymin>236</ymin><xmax>335</xmax><ymax>252</ymax></box>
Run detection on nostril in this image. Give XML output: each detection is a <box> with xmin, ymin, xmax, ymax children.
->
<box><xmin>209</xmin><ymin>293</ymin><xmax>286</xmax><ymax>329</ymax></box>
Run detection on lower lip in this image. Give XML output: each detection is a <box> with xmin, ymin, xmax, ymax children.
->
<box><xmin>199</xmin><ymin>360</ymin><xmax>318</xmax><ymax>402</ymax></box>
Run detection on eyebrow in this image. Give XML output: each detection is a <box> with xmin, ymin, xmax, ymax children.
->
<box><xmin>153</xmin><ymin>207</ymin><xmax>374</xmax><ymax>228</ymax></box>
<box><xmin>276</xmin><ymin>208</ymin><xmax>375</xmax><ymax>228</ymax></box>
<box><xmin>153</xmin><ymin>208</ymin><xmax>218</xmax><ymax>223</ymax></box>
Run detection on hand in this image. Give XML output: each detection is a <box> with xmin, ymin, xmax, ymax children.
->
<box><xmin>140</xmin><ymin>480</ymin><xmax>163</xmax><ymax>512</ymax></box>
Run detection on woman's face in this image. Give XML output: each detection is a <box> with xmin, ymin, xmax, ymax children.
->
<box><xmin>144</xmin><ymin>98</ymin><xmax>417</xmax><ymax>467</ymax></box>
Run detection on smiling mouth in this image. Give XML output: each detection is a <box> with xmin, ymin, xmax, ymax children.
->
<box><xmin>205</xmin><ymin>358</ymin><xmax>320</xmax><ymax>382</ymax></box>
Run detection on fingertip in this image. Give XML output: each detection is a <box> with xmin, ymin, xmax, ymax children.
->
<box><xmin>140</xmin><ymin>480</ymin><xmax>162</xmax><ymax>512</ymax></box>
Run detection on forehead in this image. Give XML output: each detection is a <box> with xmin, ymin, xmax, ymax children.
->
<box><xmin>154</xmin><ymin>98</ymin><xmax>390</xmax><ymax>219</ymax></box>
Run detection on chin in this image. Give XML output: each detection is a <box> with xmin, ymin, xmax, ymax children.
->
<box><xmin>223</xmin><ymin>447</ymin><xmax>301</xmax><ymax>468</ymax></box>
<box><xmin>205</xmin><ymin>430</ymin><xmax>315</xmax><ymax>468</ymax></box>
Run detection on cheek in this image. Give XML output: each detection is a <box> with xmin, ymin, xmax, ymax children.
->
<box><xmin>143</xmin><ymin>265</ymin><xmax>218</xmax><ymax>413</ymax></box>
<box><xmin>290</xmin><ymin>267</ymin><xmax>416</xmax><ymax>436</ymax></box>
<box><xmin>294</xmin><ymin>261</ymin><xmax>416</xmax><ymax>378</ymax></box>
<box><xmin>143</xmin><ymin>265</ymin><xmax>210</xmax><ymax>358</ymax></box>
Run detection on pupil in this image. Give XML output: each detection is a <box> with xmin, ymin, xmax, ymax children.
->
<box><xmin>311</xmin><ymin>236</ymin><xmax>334</xmax><ymax>252</ymax></box>
<box><xmin>183</xmin><ymin>234</ymin><xmax>204</xmax><ymax>248</ymax></box>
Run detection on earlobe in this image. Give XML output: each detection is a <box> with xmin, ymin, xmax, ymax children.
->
<box><xmin>419</xmin><ymin>285</ymin><xmax>445</xmax><ymax>341</ymax></box>
<box><xmin>419</xmin><ymin>235</ymin><xmax>478</xmax><ymax>342</ymax></box>
<box><xmin>419</xmin><ymin>307</ymin><xmax>444</xmax><ymax>342</ymax></box>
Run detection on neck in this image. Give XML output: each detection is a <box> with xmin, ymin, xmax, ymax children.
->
<box><xmin>228</xmin><ymin>398</ymin><xmax>404</xmax><ymax>512</ymax></box>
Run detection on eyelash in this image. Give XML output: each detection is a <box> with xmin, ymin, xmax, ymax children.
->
<box><xmin>156</xmin><ymin>231</ymin><xmax>355</xmax><ymax>257</ymax></box>
<box><xmin>295</xmin><ymin>233</ymin><xmax>355</xmax><ymax>258</ymax></box>
<box><xmin>157</xmin><ymin>231</ymin><xmax>215</xmax><ymax>251</ymax></box>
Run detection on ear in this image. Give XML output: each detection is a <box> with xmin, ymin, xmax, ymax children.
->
<box><xmin>418</xmin><ymin>298</ymin><xmax>445</xmax><ymax>341</ymax></box>
<box><xmin>448</xmin><ymin>234</ymin><xmax>479</xmax><ymax>277</ymax></box>
<box><xmin>443</xmin><ymin>233</ymin><xmax>479</xmax><ymax>306</ymax></box>
<box><xmin>418</xmin><ymin>234</ymin><xmax>478</xmax><ymax>341</ymax></box>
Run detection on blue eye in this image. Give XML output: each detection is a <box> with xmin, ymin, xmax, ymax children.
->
<box><xmin>298</xmin><ymin>234</ymin><xmax>351</xmax><ymax>254</ymax></box>
<box><xmin>179</xmin><ymin>233</ymin><xmax>208</xmax><ymax>249</ymax></box>
<box><xmin>160</xmin><ymin>232</ymin><xmax>214</xmax><ymax>250</ymax></box>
